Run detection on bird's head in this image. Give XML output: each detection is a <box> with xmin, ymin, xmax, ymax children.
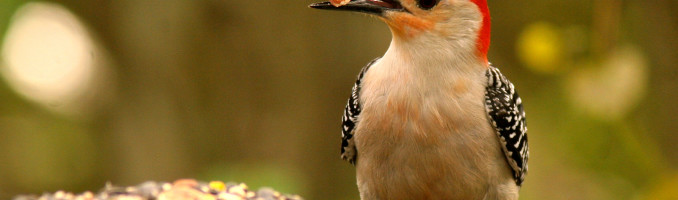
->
<box><xmin>310</xmin><ymin>0</ymin><xmax>491</xmax><ymax>64</ymax></box>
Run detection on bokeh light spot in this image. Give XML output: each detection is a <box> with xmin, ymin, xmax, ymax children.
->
<box><xmin>565</xmin><ymin>45</ymin><xmax>648</xmax><ymax>121</ymax></box>
<box><xmin>1</xmin><ymin>2</ymin><xmax>96</xmax><ymax>115</ymax></box>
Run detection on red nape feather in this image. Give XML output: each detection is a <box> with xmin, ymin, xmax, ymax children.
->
<box><xmin>470</xmin><ymin>0</ymin><xmax>491</xmax><ymax>63</ymax></box>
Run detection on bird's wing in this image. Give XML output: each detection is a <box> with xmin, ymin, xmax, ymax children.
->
<box><xmin>484</xmin><ymin>66</ymin><xmax>529</xmax><ymax>185</ymax></box>
<box><xmin>341</xmin><ymin>58</ymin><xmax>379</xmax><ymax>165</ymax></box>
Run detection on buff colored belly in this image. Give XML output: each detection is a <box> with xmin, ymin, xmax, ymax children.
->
<box><xmin>353</xmin><ymin>66</ymin><xmax>515</xmax><ymax>199</ymax></box>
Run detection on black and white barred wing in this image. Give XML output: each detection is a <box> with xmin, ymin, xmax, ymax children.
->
<box><xmin>341</xmin><ymin>58</ymin><xmax>378</xmax><ymax>165</ymax></box>
<box><xmin>484</xmin><ymin>66</ymin><xmax>529</xmax><ymax>186</ymax></box>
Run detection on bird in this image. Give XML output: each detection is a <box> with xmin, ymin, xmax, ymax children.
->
<box><xmin>309</xmin><ymin>0</ymin><xmax>528</xmax><ymax>199</ymax></box>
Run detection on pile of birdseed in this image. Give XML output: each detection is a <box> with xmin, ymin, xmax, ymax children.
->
<box><xmin>13</xmin><ymin>179</ymin><xmax>303</xmax><ymax>200</ymax></box>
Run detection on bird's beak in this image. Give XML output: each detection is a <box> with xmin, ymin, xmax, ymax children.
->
<box><xmin>309</xmin><ymin>0</ymin><xmax>404</xmax><ymax>16</ymax></box>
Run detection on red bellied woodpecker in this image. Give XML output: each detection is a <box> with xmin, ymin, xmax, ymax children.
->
<box><xmin>310</xmin><ymin>0</ymin><xmax>528</xmax><ymax>199</ymax></box>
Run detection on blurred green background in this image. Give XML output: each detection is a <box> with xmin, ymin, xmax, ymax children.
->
<box><xmin>0</xmin><ymin>0</ymin><xmax>676</xmax><ymax>199</ymax></box>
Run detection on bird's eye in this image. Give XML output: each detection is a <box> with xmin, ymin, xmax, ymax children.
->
<box><xmin>416</xmin><ymin>0</ymin><xmax>439</xmax><ymax>10</ymax></box>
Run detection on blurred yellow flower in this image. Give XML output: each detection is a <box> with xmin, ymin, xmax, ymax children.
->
<box><xmin>517</xmin><ymin>21</ymin><xmax>563</xmax><ymax>73</ymax></box>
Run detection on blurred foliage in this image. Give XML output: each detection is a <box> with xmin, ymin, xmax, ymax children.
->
<box><xmin>642</xmin><ymin>173</ymin><xmax>678</xmax><ymax>200</ymax></box>
<box><xmin>198</xmin><ymin>162</ymin><xmax>307</xmax><ymax>195</ymax></box>
<box><xmin>0</xmin><ymin>0</ymin><xmax>677</xmax><ymax>200</ymax></box>
<box><xmin>0</xmin><ymin>0</ymin><xmax>22</xmax><ymax>42</ymax></box>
